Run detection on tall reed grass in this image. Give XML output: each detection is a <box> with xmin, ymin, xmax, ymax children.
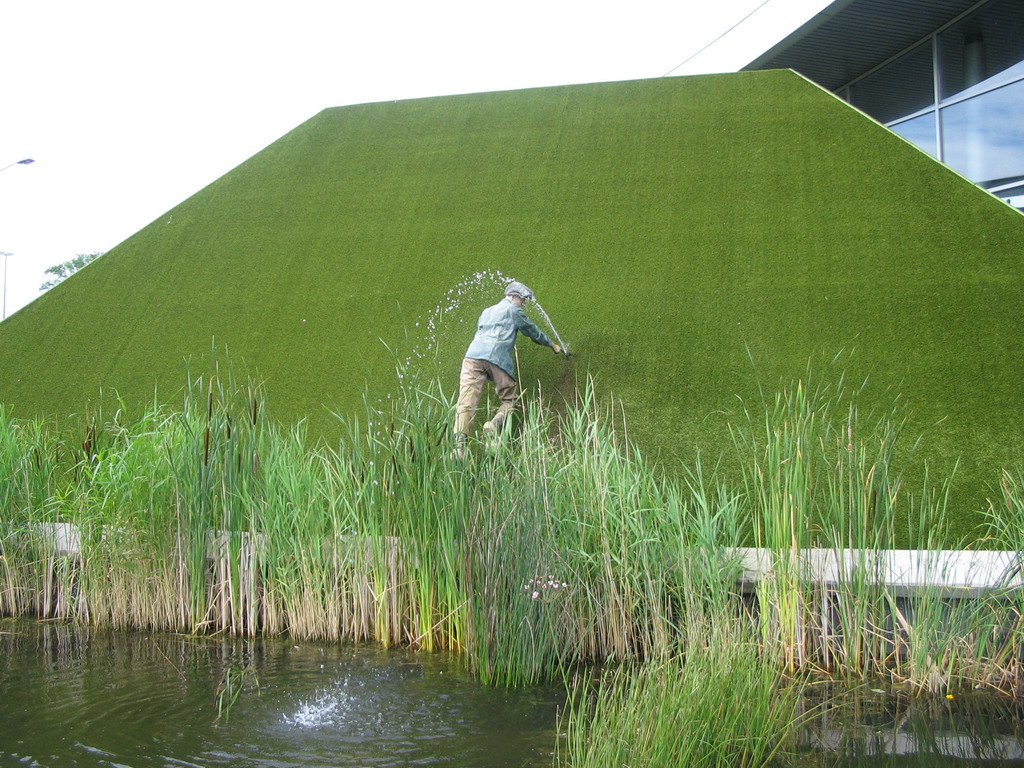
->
<box><xmin>556</xmin><ymin>621</ymin><xmax>805</xmax><ymax>768</ymax></box>
<box><xmin>730</xmin><ymin>369</ymin><xmax>1014</xmax><ymax>694</ymax></box>
<box><xmin>1</xmin><ymin>363</ymin><xmax>1022</xmax><ymax>697</ymax></box>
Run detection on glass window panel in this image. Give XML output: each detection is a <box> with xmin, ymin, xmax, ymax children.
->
<box><xmin>949</xmin><ymin>59</ymin><xmax>1024</xmax><ymax>101</ymax></box>
<box><xmin>850</xmin><ymin>42</ymin><xmax>934</xmax><ymax>123</ymax></box>
<box><xmin>940</xmin><ymin>78</ymin><xmax>1024</xmax><ymax>185</ymax></box>
<box><xmin>939</xmin><ymin>0</ymin><xmax>1024</xmax><ymax>100</ymax></box>
<box><xmin>889</xmin><ymin>112</ymin><xmax>938</xmax><ymax>157</ymax></box>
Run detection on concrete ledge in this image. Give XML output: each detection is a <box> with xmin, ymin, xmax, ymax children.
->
<box><xmin>730</xmin><ymin>547</ymin><xmax>1024</xmax><ymax>597</ymax></box>
<box><xmin>26</xmin><ymin>522</ymin><xmax>82</xmax><ymax>557</ymax></box>
<box><xmin>13</xmin><ymin>523</ymin><xmax>1024</xmax><ymax>599</ymax></box>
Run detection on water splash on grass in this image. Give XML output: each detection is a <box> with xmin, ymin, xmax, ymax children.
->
<box><xmin>529</xmin><ymin>299</ymin><xmax>567</xmax><ymax>354</ymax></box>
<box><xmin>399</xmin><ymin>270</ymin><xmax>568</xmax><ymax>382</ymax></box>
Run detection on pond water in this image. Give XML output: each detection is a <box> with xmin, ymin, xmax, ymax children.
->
<box><xmin>3</xmin><ymin>617</ymin><xmax>1024</xmax><ymax>767</ymax></box>
<box><xmin>0</xmin><ymin>618</ymin><xmax>560</xmax><ymax>767</ymax></box>
<box><xmin>794</xmin><ymin>685</ymin><xmax>1024</xmax><ymax>767</ymax></box>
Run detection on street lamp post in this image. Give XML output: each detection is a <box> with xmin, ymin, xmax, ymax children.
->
<box><xmin>0</xmin><ymin>158</ymin><xmax>34</xmax><ymax>173</ymax></box>
<box><xmin>1</xmin><ymin>252</ymin><xmax>10</xmax><ymax>320</ymax></box>
<box><xmin>1</xmin><ymin>158</ymin><xmax>35</xmax><ymax>320</ymax></box>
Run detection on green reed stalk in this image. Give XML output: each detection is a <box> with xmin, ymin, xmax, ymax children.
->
<box><xmin>3</xmin><ymin>357</ymin><xmax>1022</xmax><ymax>695</ymax></box>
<box><xmin>734</xmin><ymin>379</ymin><xmax>825</xmax><ymax>674</ymax></box>
<box><xmin>365</xmin><ymin>380</ymin><xmax>469</xmax><ymax>652</ymax></box>
<box><xmin>0</xmin><ymin>407</ymin><xmax>70</xmax><ymax>618</ymax></box>
<box><xmin>727</xmin><ymin>366</ymin><xmax>979</xmax><ymax>688</ymax></box>
<box><xmin>539</xmin><ymin>380</ymin><xmax>680</xmax><ymax>666</ymax></box>
<box><xmin>70</xmin><ymin>406</ymin><xmax>181</xmax><ymax>629</ymax></box>
<box><xmin>814</xmin><ymin>402</ymin><xmax>904</xmax><ymax>679</ymax></box>
<box><xmin>971</xmin><ymin>468</ymin><xmax>1024</xmax><ymax>692</ymax></box>
<box><xmin>557</xmin><ymin>621</ymin><xmax>806</xmax><ymax>768</ymax></box>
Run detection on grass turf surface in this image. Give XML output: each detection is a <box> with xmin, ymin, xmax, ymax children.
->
<box><xmin>2</xmin><ymin>70</ymin><xmax>1023</xmax><ymax>535</ymax></box>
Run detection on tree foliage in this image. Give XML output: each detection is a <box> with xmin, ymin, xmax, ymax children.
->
<box><xmin>40</xmin><ymin>252</ymin><xmax>103</xmax><ymax>291</ymax></box>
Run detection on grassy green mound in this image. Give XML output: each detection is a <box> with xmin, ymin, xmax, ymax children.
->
<box><xmin>1</xmin><ymin>70</ymin><xmax>1022</xmax><ymax>530</ymax></box>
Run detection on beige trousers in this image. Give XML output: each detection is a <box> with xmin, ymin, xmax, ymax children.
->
<box><xmin>454</xmin><ymin>358</ymin><xmax>518</xmax><ymax>436</ymax></box>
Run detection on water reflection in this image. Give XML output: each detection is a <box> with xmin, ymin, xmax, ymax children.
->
<box><xmin>941</xmin><ymin>78</ymin><xmax>1024</xmax><ymax>185</ymax></box>
<box><xmin>889</xmin><ymin>113</ymin><xmax>937</xmax><ymax>156</ymax></box>
<box><xmin>797</xmin><ymin>686</ymin><xmax>1024</xmax><ymax>766</ymax></box>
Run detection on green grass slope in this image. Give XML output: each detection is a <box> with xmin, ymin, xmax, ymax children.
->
<box><xmin>2</xmin><ymin>71</ymin><xmax>1023</xmax><ymax>526</ymax></box>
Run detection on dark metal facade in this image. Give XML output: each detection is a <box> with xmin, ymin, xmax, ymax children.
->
<box><xmin>743</xmin><ymin>0</ymin><xmax>982</xmax><ymax>90</ymax></box>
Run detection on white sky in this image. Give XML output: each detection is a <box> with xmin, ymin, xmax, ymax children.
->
<box><xmin>0</xmin><ymin>0</ymin><xmax>832</xmax><ymax>318</ymax></box>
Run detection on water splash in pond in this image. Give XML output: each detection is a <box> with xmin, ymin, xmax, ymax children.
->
<box><xmin>0</xmin><ymin>618</ymin><xmax>560</xmax><ymax>768</ymax></box>
<box><xmin>8</xmin><ymin>617</ymin><xmax>1019</xmax><ymax>767</ymax></box>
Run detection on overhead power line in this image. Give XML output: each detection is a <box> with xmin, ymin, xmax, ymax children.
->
<box><xmin>662</xmin><ymin>0</ymin><xmax>774</xmax><ymax>77</ymax></box>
